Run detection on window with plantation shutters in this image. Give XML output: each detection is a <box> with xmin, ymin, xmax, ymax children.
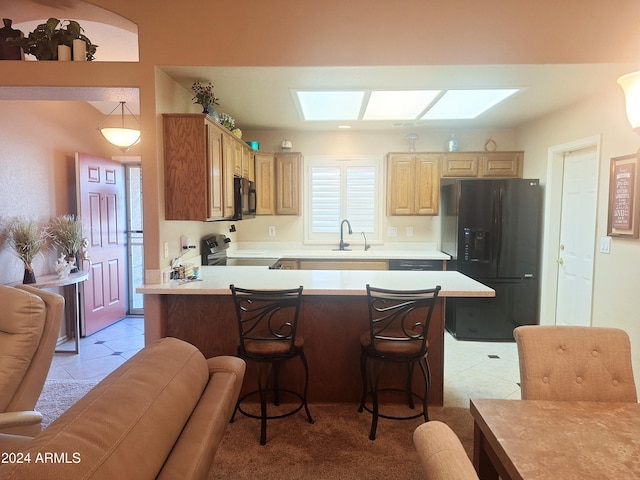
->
<box><xmin>305</xmin><ymin>157</ymin><xmax>382</xmax><ymax>243</ymax></box>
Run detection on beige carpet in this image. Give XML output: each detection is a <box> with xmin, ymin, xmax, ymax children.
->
<box><xmin>37</xmin><ymin>380</ymin><xmax>473</xmax><ymax>479</ymax></box>
<box><xmin>209</xmin><ymin>404</ymin><xmax>474</xmax><ymax>480</ymax></box>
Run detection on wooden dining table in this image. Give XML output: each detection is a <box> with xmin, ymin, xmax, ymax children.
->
<box><xmin>470</xmin><ymin>398</ymin><xmax>640</xmax><ymax>480</ymax></box>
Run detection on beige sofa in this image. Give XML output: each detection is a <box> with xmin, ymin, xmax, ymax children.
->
<box><xmin>0</xmin><ymin>337</ymin><xmax>245</xmax><ymax>479</ymax></box>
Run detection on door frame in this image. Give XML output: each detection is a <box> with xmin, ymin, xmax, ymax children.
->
<box><xmin>539</xmin><ymin>134</ymin><xmax>601</xmax><ymax>326</ymax></box>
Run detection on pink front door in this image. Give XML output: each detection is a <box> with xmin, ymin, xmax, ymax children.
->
<box><xmin>76</xmin><ymin>153</ymin><xmax>127</xmax><ymax>335</ymax></box>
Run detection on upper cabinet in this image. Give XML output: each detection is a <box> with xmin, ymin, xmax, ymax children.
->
<box><xmin>255</xmin><ymin>152</ymin><xmax>302</xmax><ymax>216</ymax></box>
<box><xmin>387</xmin><ymin>153</ymin><xmax>440</xmax><ymax>216</ymax></box>
<box><xmin>441</xmin><ymin>152</ymin><xmax>523</xmax><ymax>178</ymax></box>
<box><xmin>163</xmin><ymin>114</ymin><xmax>240</xmax><ymax>221</ymax></box>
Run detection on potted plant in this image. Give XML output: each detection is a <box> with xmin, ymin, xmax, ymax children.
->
<box><xmin>48</xmin><ymin>214</ymin><xmax>83</xmax><ymax>273</ymax></box>
<box><xmin>6</xmin><ymin>217</ymin><xmax>48</xmax><ymax>284</ymax></box>
<box><xmin>191</xmin><ymin>81</ymin><xmax>220</xmax><ymax>119</ymax></box>
<box><xmin>7</xmin><ymin>18</ymin><xmax>97</xmax><ymax>61</ymax></box>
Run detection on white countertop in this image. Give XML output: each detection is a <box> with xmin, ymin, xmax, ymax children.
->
<box><xmin>227</xmin><ymin>248</ymin><xmax>450</xmax><ymax>261</ymax></box>
<box><xmin>137</xmin><ymin>266</ymin><xmax>493</xmax><ymax>297</ymax></box>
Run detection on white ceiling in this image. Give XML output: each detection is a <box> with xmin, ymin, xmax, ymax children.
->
<box><xmin>160</xmin><ymin>64</ymin><xmax>637</xmax><ymax>132</ymax></box>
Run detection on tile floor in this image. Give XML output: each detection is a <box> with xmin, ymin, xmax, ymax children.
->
<box><xmin>46</xmin><ymin>316</ymin><xmax>145</xmax><ymax>382</ymax></box>
<box><xmin>46</xmin><ymin>317</ymin><xmax>522</xmax><ymax>406</ymax></box>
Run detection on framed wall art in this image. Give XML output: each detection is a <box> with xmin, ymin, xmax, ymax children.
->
<box><xmin>608</xmin><ymin>153</ymin><xmax>640</xmax><ymax>238</ymax></box>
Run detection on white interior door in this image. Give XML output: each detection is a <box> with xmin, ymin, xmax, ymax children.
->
<box><xmin>555</xmin><ymin>147</ymin><xmax>598</xmax><ymax>326</ymax></box>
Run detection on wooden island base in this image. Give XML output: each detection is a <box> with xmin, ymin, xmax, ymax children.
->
<box><xmin>163</xmin><ymin>293</ymin><xmax>444</xmax><ymax>406</ymax></box>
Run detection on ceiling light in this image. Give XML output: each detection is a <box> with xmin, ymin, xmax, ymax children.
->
<box><xmin>98</xmin><ymin>101</ymin><xmax>141</xmax><ymax>152</ymax></box>
<box><xmin>422</xmin><ymin>89</ymin><xmax>519</xmax><ymax>120</ymax></box>
<box><xmin>338</xmin><ymin>125</ymin><xmax>351</xmax><ymax>129</ymax></box>
<box><xmin>296</xmin><ymin>91</ymin><xmax>364</xmax><ymax>121</ymax></box>
<box><xmin>617</xmin><ymin>72</ymin><xmax>640</xmax><ymax>132</ymax></box>
<box><xmin>363</xmin><ymin>90</ymin><xmax>441</xmax><ymax>120</ymax></box>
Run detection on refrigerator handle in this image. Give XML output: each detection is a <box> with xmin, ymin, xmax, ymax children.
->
<box><xmin>494</xmin><ymin>184</ymin><xmax>503</xmax><ymax>268</ymax></box>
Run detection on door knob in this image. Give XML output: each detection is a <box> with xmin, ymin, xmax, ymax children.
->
<box><xmin>556</xmin><ymin>258</ymin><xmax>564</xmax><ymax>265</ymax></box>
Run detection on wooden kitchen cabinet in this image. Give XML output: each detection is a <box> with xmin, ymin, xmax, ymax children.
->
<box><xmin>387</xmin><ymin>153</ymin><xmax>440</xmax><ymax>215</ymax></box>
<box><xmin>441</xmin><ymin>153</ymin><xmax>479</xmax><ymax>177</ymax></box>
<box><xmin>275</xmin><ymin>152</ymin><xmax>302</xmax><ymax>215</ymax></box>
<box><xmin>441</xmin><ymin>151</ymin><xmax>523</xmax><ymax>178</ymax></box>
<box><xmin>298</xmin><ymin>259</ymin><xmax>389</xmax><ymax>270</ymax></box>
<box><xmin>163</xmin><ymin>114</ymin><xmax>234</xmax><ymax>221</ymax></box>
<box><xmin>254</xmin><ymin>152</ymin><xmax>275</xmax><ymax>215</ymax></box>
<box><xmin>480</xmin><ymin>151</ymin><xmax>523</xmax><ymax>177</ymax></box>
<box><xmin>242</xmin><ymin>145</ymin><xmax>255</xmax><ymax>182</ymax></box>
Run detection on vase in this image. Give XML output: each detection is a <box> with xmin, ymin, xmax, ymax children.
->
<box><xmin>203</xmin><ymin>105</ymin><xmax>220</xmax><ymax>122</ymax></box>
<box><xmin>23</xmin><ymin>263</ymin><xmax>36</xmax><ymax>284</ymax></box>
<box><xmin>67</xmin><ymin>253</ymin><xmax>79</xmax><ymax>273</ymax></box>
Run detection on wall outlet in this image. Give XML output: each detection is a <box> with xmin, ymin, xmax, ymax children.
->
<box><xmin>387</xmin><ymin>226</ymin><xmax>397</xmax><ymax>237</ymax></box>
<box><xmin>163</xmin><ymin>241</ymin><xmax>169</xmax><ymax>258</ymax></box>
<box><xmin>406</xmin><ymin>226</ymin><xmax>414</xmax><ymax>237</ymax></box>
<box><xmin>268</xmin><ymin>226</ymin><xmax>276</xmax><ymax>236</ymax></box>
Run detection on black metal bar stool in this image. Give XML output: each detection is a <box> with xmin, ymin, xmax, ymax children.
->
<box><xmin>358</xmin><ymin>284</ymin><xmax>441</xmax><ymax>440</ymax></box>
<box><xmin>229</xmin><ymin>284</ymin><xmax>314</xmax><ymax>445</ymax></box>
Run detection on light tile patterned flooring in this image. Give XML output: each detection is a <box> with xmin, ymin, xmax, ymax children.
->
<box><xmin>46</xmin><ymin>318</ymin><xmax>522</xmax><ymax>406</ymax></box>
<box><xmin>46</xmin><ymin>316</ymin><xmax>145</xmax><ymax>382</ymax></box>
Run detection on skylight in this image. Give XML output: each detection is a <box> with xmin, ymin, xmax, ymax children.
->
<box><xmin>363</xmin><ymin>90</ymin><xmax>441</xmax><ymax>120</ymax></box>
<box><xmin>421</xmin><ymin>89</ymin><xmax>519</xmax><ymax>120</ymax></box>
<box><xmin>294</xmin><ymin>88</ymin><xmax>520</xmax><ymax>123</ymax></box>
<box><xmin>296</xmin><ymin>91</ymin><xmax>365</xmax><ymax>121</ymax></box>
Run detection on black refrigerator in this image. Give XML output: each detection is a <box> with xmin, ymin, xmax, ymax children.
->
<box><xmin>441</xmin><ymin>178</ymin><xmax>542</xmax><ymax>341</ymax></box>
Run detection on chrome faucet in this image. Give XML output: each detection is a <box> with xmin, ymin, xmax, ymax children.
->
<box><xmin>338</xmin><ymin>219</ymin><xmax>353</xmax><ymax>250</ymax></box>
<box><xmin>361</xmin><ymin>232</ymin><xmax>371</xmax><ymax>251</ymax></box>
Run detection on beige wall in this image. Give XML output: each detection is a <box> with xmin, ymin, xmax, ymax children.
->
<box><xmin>0</xmin><ymin>100</ymin><xmax>117</xmax><ymax>284</ymax></box>
<box><xmin>516</xmin><ymin>83</ymin><xmax>640</xmax><ymax>380</ymax></box>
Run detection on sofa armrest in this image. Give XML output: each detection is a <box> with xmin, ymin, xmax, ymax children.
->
<box><xmin>0</xmin><ymin>411</ymin><xmax>43</xmax><ymax>437</ymax></box>
<box><xmin>157</xmin><ymin>356</ymin><xmax>245</xmax><ymax>480</ymax></box>
<box><xmin>207</xmin><ymin>355</ymin><xmax>246</xmax><ymax>376</ymax></box>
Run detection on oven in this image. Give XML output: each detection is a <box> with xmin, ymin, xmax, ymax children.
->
<box><xmin>201</xmin><ymin>234</ymin><xmax>282</xmax><ymax>268</ymax></box>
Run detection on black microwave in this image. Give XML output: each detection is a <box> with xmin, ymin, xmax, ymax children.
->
<box><xmin>233</xmin><ymin>177</ymin><xmax>256</xmax><ymax>220</ymax></box>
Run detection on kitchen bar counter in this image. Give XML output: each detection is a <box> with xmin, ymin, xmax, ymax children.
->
<box><xmin>138</xmin><ymin>267</ymin><xmax>493</xmax><ymax>406</ymax></box>
<box><xmin>227</xmin><ymin>248</ymin><xmax>450</xmax><ymax>261</ymax></box>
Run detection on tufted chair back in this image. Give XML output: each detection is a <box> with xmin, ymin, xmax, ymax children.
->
<box><xmin>514</xmin><ymin>325</ymin><xmax>637</xmax><ymax>402</ymax></box>
<box><xmin>0</xmin><ymin>285</ymin><xmax>64</xmax><ymax>435</ymax></box>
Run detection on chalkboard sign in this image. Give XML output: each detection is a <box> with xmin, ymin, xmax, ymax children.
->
<box><xmin>608</xmin><ymin>154</ymin><xmax>640</xmax><ymax>238</ymax></box>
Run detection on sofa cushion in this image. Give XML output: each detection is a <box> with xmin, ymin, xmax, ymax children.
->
<box><xmin>0</xmin><ymin>286</ymin><xmax>46</xmax><ymax>412</ymax></box>
<box><xmin>0</xmin><ymin>337</ymin><xmax>209</xmax><ymax>480</ymax></box>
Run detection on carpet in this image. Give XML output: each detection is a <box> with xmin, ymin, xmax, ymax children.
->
<box><xmin>209</xmin><ymin>404</ymin><xmax>474</xmax><ymax>480</ymax></box>
<box><xmin>36</xmin><ymin>381</ymin><xmax>474</xmax><ymax>479</ymax></box>
<box><xmin>37</xmin><ymin>378</ymin><xmax>100</xmax><ymax>429</ymax></box>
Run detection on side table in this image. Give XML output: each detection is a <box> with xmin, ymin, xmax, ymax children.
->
<box><xmin>29</xmin><ymin>271</ymin><xmax>89</xmax><ymax>354</ymax></box>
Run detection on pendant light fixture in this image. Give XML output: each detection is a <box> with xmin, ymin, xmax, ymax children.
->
<box><xmin>98</xmin><ymin>101</ymin><xmax>141</xmax><ymax>152</ymax></box>
<box><xmin>618</xmin><ymin>72</ymin><xmax>640</xmax><ymax>132</ymax></box>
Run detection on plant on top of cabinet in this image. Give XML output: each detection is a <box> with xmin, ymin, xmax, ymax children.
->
<box><xmin>191</xmin><ymin>81</ymin><xmax>220</xmax><ymax>116</ymax></box>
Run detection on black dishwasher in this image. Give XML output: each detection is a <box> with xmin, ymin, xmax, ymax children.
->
<box><xmin>388</xmin><ymin>259</ymin><xmax>444</xmax><ymax>271</ymax></box>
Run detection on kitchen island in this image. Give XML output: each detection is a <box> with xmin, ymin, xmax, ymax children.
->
<box><xmin>138</xmin><ymin>266</ymin><xmax>494</xmax><ymax>406</ymax></box>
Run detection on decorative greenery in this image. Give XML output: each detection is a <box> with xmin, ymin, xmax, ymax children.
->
<box><xmin>219</xmin><ymin>112</ymin><xmax>236</xmax><ymax>130</ymax></box>
<box><xmin>7</xmin><ymin>217</ymin><xmax>48</xmax><ymax>266</ymax></box>
<box><xmin>7</xmin><ymin>18</ymin><xmax>97</xmax><ymax>61</ymax></box>
<box><xmin>48</xmin><ymin>214</ymin><xmax>83</xmax><ymax>256</ymax></box>
<box><xmin>191</xmin><ymin>81</ymin><xmax>219</xmax><ymax>109</ymax></box>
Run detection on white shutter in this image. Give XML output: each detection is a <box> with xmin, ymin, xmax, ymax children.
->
<box><xmin>306</xmin><ymin>157</ymin><xmax>381</xmax><ymax>242</ymax></box>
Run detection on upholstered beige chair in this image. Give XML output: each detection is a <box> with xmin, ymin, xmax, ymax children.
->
<box><xmin>514</xmin><ymin>325</ymin><xmax>637</xmax><ymax>402</ymax></box>
<box><xmin>413</xmin><ymin>421</ymin><xmax>479</xmax><ymax>480</ymax></box>
<box><xmin>0</xmin><ymin>284</ymin><xmax>64</xmax><ymax>436</ymax></box>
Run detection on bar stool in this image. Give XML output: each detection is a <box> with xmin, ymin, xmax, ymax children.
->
<box><xmin>229</xmin><ymin>284</ymin><xmax>314</xmax><ymax>445</ymax></box>
<box><xmin>358</xmin><ymin>284</ymin><xmax>441</xmax><ymax>440</ymax></box>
